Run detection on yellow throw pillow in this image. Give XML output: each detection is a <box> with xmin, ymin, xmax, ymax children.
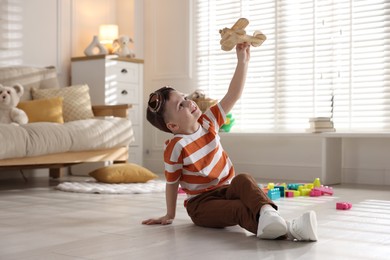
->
<box><xmin>17</xmin><ymin>97</ymin><xmax>64</xmax><ymax>123</ymax></box>
<box><xmin>89</xmin><ymin>163</ymin><xmax>159</xmax><ymax>184</ymax></box>
<box><xmin>31</xmin><ymin>84</ymin><xmax>94</xmax><ymax>122</ymax></box>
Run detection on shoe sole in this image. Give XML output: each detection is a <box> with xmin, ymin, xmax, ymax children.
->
<box><xmin>294</xmin><ymin>211</ymin><xmax>318</xmax><ymax>241</ymax></box>
<box><xmin>258</xmin><ymin>221</ymin><xmax>288</xmax><ymax>239</ymax></box>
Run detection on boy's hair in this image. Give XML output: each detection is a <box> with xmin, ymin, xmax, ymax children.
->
<box><xmin>146</xmin><ymin>86</ymin><xmax>175</xmax><ymax>133</ymax></box>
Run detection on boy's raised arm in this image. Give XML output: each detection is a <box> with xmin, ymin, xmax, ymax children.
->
<box><xmin>219</xmin><ymin>42</ymin><xmax>250</xmax><ymax>114</ymax></box>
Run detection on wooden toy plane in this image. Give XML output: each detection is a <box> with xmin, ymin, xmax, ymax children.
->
<box><xmin>219</xmin><ymin>18</ymin><xmax>266</xmax><ymax>51</ymax></box>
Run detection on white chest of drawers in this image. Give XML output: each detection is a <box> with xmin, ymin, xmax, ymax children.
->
<box><xmin>71</xmin><ymin>55</ymin><xmax>144</xmax><ymax>166</ymax></box>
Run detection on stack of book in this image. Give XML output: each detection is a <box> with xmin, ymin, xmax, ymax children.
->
<box><xmin>307</xmin><ymin>117</ymin><xmax>335</xmax><ymax>133</ymax></box>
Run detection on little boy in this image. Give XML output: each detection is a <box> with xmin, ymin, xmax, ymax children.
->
<box><xmin>143</xmin><ymin>43</ymin><xmax>318</xmax><ymax>242</ymax></box>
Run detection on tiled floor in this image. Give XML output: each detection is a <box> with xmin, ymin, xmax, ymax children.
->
<box><xmin>0</xmin><ymin>175</ymin><xmax>389</xmax><ymax>260</ymax></box>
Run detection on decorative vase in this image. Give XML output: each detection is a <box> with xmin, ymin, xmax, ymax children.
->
<box><xmin>84</xmin><ymin>35</ymin><xmax>107</xmax><ymax>56</ymax></box>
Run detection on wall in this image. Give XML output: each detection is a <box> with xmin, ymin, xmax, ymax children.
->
<box><xmin>70</xmin><ymin>0</ymin><xmax>143</xmax><ymax>58</ymax></box>
<box><xmin>343</xmin><ymin>138</ymin><xmax>390</xmax><ymax>185</ymax></box>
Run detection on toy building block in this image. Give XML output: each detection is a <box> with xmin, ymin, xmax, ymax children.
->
<box><xmin>313</xmin><ymin>178</ymin><xmax>321</xmax><ymax>188</ymax></box>
<box><xmin>287</xmin><ymin>183</ymin><xmax>303</xmax><ymax>190</ymax></box>
<box><xmin>309</xmin><ymin>189</ymin><xmax>322</xmax><ymax>197</ymax></box>
<box><xmin>275</xmin><ymin>185</ymin><xmax>285</xmax><ymax>197</ymax></box>
<box><xmin>285</xmin><ymin>191</ymin><xmax>295</xmax><ymax>198</ymax></box>
<box><xmin>268</xmin><ymin>193</ymin><xmax>280</xmax><ymax>200</ymax></box>
<box><xmin>304</xmin><ymin>183</ymin><xmax>314</xmax><ymax>190</ymax></box>
<box><xmin>267</xmin><ymin>183</ymin><xmax>275</xmax><ymax>189</ymax></box>
<box><xmin>267</xmin><ymin>188</ymin><xmax>281</xmax><ymax>200</ymax></box>
<box><xmin>292</xmin><ymin>190</ymin><xmax>301</xmax><ymax>196</ymax></box>
<box><xmin>300</xmin><ymin>188</ymin><xmax>311</xmax><ymax>196</ymax></box>
<box><xmin>312</xmin><ymin>185</ymin><xmax>334</xmax><ymax>196</ymax></box>
<box><xmin>259</xmin><ymin>183</ymin><xmax>269</xmax><ymax>194</ymax></box>
<box><xmin>336</xmin><ymin>202</ymin><xmax>352</xmax><ymax>210</ymax></box>
<box><xmin>285</xmin><ymin>189</ymin><xmax>300</xmax><ymax>197</ymax></box>
<box><xmin>219</xmin><ymin>18</ymin><xmax>266</xmax><ymax>51</ymax></box>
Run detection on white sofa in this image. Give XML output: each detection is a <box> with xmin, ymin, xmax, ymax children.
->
<box><xmin>0</xmin><ymin>66</ymin><xmax>135</xmax><ymax>178</ymax></box>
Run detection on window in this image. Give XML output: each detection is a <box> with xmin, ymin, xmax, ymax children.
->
<box><xmin>0</xmin><ymin>0</ymin><xmax>23</xmax><ymax>66</ymax></box>
<box><xmin>195</xmin><ymin>0</ymin><xmax>390</xmax><ymax>132</ymax></box>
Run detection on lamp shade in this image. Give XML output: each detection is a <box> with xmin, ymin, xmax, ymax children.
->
<box><xmin>99</xmin><ymin>24</ymin><xmax>118</xmax><ymax>44</ymax></box>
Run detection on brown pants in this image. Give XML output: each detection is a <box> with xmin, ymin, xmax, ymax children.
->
<box><xmin>186</xmin><ymin>173</ymin><xmax>277</xmax><ymax>235</ymax></box>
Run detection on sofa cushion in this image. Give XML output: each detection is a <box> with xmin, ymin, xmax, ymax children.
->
<box><xmin>89</xmin><ymin>163</ymin><xmax>158</xmax><ymax>183</ymax></box>
<box><xmin>65</xmin><ymin>118</ymin><xmax>134</xmax><ymax>151</ymax></box>
<box><xmin>31</xmin><ymin>84</ymin><xmax>94</xmax><ymax>122</ymax></box>
<box><xmin>0</xmin><ymin>124</ymin><xmax>29</xmax><ymax>159</ymax></box>
<box><xmin>23</xmin><ymin>122</ymin><xmax>73</xmax><ymax>156</ymax></box>
<box><xmin>0</xmin><ymin>66</ymin><xmax>60</xmax><ymax>101</ymax></box>
<box><xmin>17</xmin><ymin>97</ymin><xmax>64</xmax><ymax>123</ymax></box>
<box><xmin>0</xmin><ymin>117</ymin><xmax>135</xmax><ymax>160</ymax></box>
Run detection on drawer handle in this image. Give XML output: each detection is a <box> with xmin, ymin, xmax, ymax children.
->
<box><xmin>121</xmin><ymin>90</ymin><xmax>128</xmax><ymax>95</ymax></box>
<box><xmin>121</xmin><ymin>68</ymin><xmax>128</xmax><ymax>74</ymax></box>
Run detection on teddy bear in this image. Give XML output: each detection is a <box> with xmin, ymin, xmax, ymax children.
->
<box><xmin>112</xmin><ymin>35</ymin><xmax>135</xmax><ymax>58</ymax></box>
<box><xmin>187</xmin><ymin>89</ymin><xmax>218</xmax><ymax>113</ymax></box>
<box><xmin>187</xmin><ymin>89</ymin><xmax>206</xmax><ymax>100</ymax></box>
<box><xmin>0</xmin><ymin>83</ymin><xmax>28</xmax><ymax>125</ymax></box>
<box><xmin>219</xmin><ymin>18</ymin><xmax>266</xmax><ymax>51</ymax></box>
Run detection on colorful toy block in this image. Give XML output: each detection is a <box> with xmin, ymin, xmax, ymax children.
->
<box><xmin>285</xmin><ymin>190</ymin><xmax>300</xmax><ymax>197</ymax></box>
<box><xmin>267</xmin><ymin>188</ymin><xmax>281</xmax><ymax>200</ymax></box>
<box><xmin>312</xmin><ymin>185</ymin><xmax>334</xmax><ymax>196</ymax></box>
<box><xmin>336</xmin><ymin>202</ymin><xmax>352</xmax><ymax>210</ymax></box>
<box><xmin>258</xmin><ymin>178</ymin><xmax>333</xmax><ymax>200</ymax></box>
<box><xmin>300</xmin><ymin>188</ymin><xmax>311</xmax><ymax>196</ymax></box>
<box><xmin>275</xmin><ymin>185</ymin><xmax>285</xmax><ymax>197</ymax></box>
<box><xmin>313</xmin><ymin>178</ymin><xmax>321</xmax><ymax>188</ymax></box>
<box><xmin>298</xmin><ymin>186</ymin><xmax>312</xmax><ymax>195</ymax></box>
<box><xmin>285</xmin><ymin>191</ymin><xmax>294</xmax><ymax>198</ymax></box>
<box><xmin>287</xmin><ymin>183</ymin><xmax>303</xmax><ymax>190</ymax></box>
<box><xmin>304</xmin><ymin>183</ymin><xmax>314</xmax><ymax>190</ymax></box>
<box><xmin>309</xmin><ymin>189</ymin><xmax>322</xmax><ymax>197</ymax></box>
<box><xmin>267</xmin><ymin>183</ymin><xmax>275</xmax><ymax>189</ymax></box>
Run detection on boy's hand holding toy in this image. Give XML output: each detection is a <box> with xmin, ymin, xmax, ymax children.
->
<box><xmin>219</xmin><ymin>18</ymin><xmax>266</xmax><ymax>51</ymax></box>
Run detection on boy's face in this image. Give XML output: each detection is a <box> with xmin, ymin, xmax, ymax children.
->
<box><xmin>164</xmin><ymin>91</ymin><xmax>202</xmax><ymax>134</ymax></box>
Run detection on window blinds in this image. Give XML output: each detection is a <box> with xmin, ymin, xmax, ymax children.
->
<box><xmin>195</xmin><ymin>0</ymin><xmax>390</xmax><ymax>132</ymax></box>
<box><xmin>0</xmin><ymin>0</ymin><xmax>23</xmax><ymax>66</ymax></box>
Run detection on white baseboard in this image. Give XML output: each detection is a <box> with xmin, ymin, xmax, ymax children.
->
<box><xmin>233</xmin><ymin>162</ymin><xmax>321</xmax><ymax>183</ymax></box>
<box><xmin>144</xmin><ymin>158</ymin><xmax>390</xmax><ymax>186</ymax></box>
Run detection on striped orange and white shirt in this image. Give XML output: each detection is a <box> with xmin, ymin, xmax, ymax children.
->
<box><xmin>164</xmin><ymin>103</ymin><xmax>235</xmax><ymax>200</ymax></box>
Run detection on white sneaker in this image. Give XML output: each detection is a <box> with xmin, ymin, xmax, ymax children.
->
<box><xmin>257</xmin><ymin>211</ymin><xmax>288</xmax><ymax>239</ymax></box>
<box><xmin>288</xmin><ymin>211</ymin><xmax>318</xmax><ymax>242</ymax></box>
